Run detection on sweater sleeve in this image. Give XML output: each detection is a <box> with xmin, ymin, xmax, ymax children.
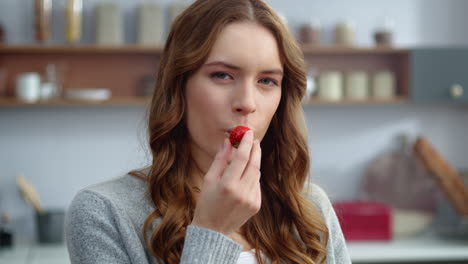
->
<box><xmin>181</xmin><ymin>225</ymin><xmax>242</xmax><ymax>263</ymax></box>
<box><xmin>65</xmin><ymin>189</ymin><xmax>242</xmax><ymax>264</ymax></box>
<box><xmin>304</xmin><ymin>183</ymin><xmax>352</xmax><ymax>264</ymax></box>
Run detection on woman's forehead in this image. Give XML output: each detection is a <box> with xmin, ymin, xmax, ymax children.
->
<box><xmin>205</xmin><ymin>21</ymin><xmax>283</xmax><ymax>72</ymax></box>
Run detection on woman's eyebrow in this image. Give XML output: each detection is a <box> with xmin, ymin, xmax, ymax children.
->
<box><xmin>204</xmin><ymin>61</ymin><xmax>283</xmax><ymax>75</ymax></box>
<box><xmin>261</xmin><ymin>69</ymin><xmax>283</xmax><ymax>76</ymax></box>
<box><xmin>204</xmin><ymin>61</ymin><xmax>240</xmax><ymax>70</ymax></box>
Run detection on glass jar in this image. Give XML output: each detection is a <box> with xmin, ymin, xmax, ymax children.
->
<box><xmin>65</xmin><ymin>0</ymin><xmax>83</xmax><ymax>43</ymax></box>
<box><xmin>318</xmin><ymin>71</ymin><xmax>343</xmax><ymax>101</ymax></box>
<box><xmin>34</xmin><ymin>0</ymin><xmax>52</xmax><ymax>43</ymax></box>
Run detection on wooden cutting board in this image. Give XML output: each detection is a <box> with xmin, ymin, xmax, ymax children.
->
<box><xmin>413</xmin><ymin>137</ymin><xmax>468</xmax><ymax>217</ymax></box>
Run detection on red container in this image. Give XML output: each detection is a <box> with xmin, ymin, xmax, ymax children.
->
<box><xmin>333</xmin><ymin>201</ymin><xmax>392</xmax><ymax>241</ymax></box>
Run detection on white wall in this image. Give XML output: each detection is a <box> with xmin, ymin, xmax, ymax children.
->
<box><xmin>1</xmin><ymin>0</ymin><xmax>468</xmax><ymax>241</ymax></box>
<box><xmin>269</xmin><ymin>0</ymin><xmax>422</xmax><ymax>46</ymax></box>
<box><xmin>305</xmin><ymin>104</ymin><xmax>468</xmax><ymax>200</ymax></box>
<box><xmin>267</xmin><ymin>0</ymin><xmax>468</xmax><ymax>47</ymax></box>
<box><xmin>0</xmin><ymin>107</ymin><xmax>151</xmax><ymax>241</ymax></box>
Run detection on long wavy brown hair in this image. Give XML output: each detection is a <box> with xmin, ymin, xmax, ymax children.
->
<box><xmin>129</xmin><ymin>0</ymin><xmax>329</xmax><ymax>263</ymax></box>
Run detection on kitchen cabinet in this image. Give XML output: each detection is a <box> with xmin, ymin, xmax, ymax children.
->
<box><xmin>411</xmin><ymin>48</ymin><xmax>468</xmax><ymax>104</ymax></box>
<box><xmin>0</xmin><ymin>45</ymin><xmax>410</xmax><ymax>107</ymax></box>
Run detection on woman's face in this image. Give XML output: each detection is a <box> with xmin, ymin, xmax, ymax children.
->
<box><xmin>185</xmin><ymin>21</ymin><xmax>283</xmax><ymax>167</ymax></box>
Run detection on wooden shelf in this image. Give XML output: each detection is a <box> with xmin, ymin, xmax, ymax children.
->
<box><xmin>0</xmin><ymin>44</ymin><xmax>411</xmax><ymax>108</ymax></box>
<box><xmin>304</xmin><ymin>96</ymin><xmax>408</xmax><ymax>105</ymax></box>
<box><xmin>301</xmin><ymin>45</ymin><xmax>409</xmax><ymax>55</ymax></box>
<box><xmin>0</xmin><ymin>97</ymin><xmax>151</xmax><ymax>107</ymax></box>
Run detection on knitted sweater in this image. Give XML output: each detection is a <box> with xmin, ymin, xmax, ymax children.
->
<box><xmin>65</xmin><ymin>174</ymin><xmax>351</xmax><ymax>264</ymax></box>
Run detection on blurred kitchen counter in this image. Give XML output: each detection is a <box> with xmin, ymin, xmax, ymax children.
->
<box><xmin>0</xmin><ymin>243</ymin><xmax>69</xmax><ymax>264</ymax></box>
<box><xmin>1</xmin><ymin>232</ymin><xmax>467</xmax><ymax>264</ymax></box>
<box><xmin>349</xmin><ymin>231</ymin><xmax>468</xmax><ymax>263</ymax></box>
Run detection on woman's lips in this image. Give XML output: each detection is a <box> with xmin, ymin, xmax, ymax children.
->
<box><xmin>225</xmin><ymin>128</ymin><xmax>234</xmax><ymax>137</ymax></box>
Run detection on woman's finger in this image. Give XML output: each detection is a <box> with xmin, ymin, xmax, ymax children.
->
<box><xmin>241</xmin><ymin>139</ymin><xmax>261</xmax><ymax>185</ymax></box>
<box><xmin>204</xmin><ymin>138</ymin><xmax>231</xmax><ymax>182</ymax></box>
<box><xmin>221</xmin><ymin>130</ymin><xmax>254</xmax><ymax>184</ymax></box>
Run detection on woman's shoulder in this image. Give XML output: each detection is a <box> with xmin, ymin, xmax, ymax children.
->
<box><xmin>67</xmin><ymin>172</ymin><xmax>153</xmax><ymax>222</ymax></box>
<box><xmin>84</xmin><ymin>173</ymin><xmax>147</xmax><ymax>200</ymax></box>
<box><xmin>65</xmin><ymin>173</ymin><xmax>154</xmax><ymax>263</ymax></box>
<box><xmin>302</xmin><ymin>181</ymin><xmax>353</xmax><ymax>263</ymax></box>
<box><xmin>75</xmin><ymin>174</ymin><xmax>145</xmax><ymax>202</ymax></box>
<box><xmin>301</xmin><ymin>181</ymin><xmax>334</xmax><ymax>219</ymax></box>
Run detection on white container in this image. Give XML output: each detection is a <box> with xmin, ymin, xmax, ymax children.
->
<box><xmin>137</xmin><ymin>3</ymin><xmax>163</xmax><ymax>46</ymax></box>
<box><xmin>372</xmin><ymin>71</ymin><xmax>396</xmax><ymax>98</ymax></box>
<box><xmin>345</xmin><ymin>71</ymin><xmax>369</xmax><ymax>100</ymax></box>
<box><xmin>95</xmin><ymin>3</ymin><xmax>123</xmax><ymax>45</ymax></box>
<box><xmin>318</xmin><ymin>71</ymin><xmax>343</xmax><ymax>101</ymax></box>
<box><xmin>16</xmin><ymin>73</ymin><xmax>41</xmax><ymax>103</ymax></box>
<box><xmin>335</xmin><ymin>21</ymin><xmax>355</xmax><ymax>46</ymax></box>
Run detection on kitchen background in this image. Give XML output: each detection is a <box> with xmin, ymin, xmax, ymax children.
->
<box><xmin>0</xmin><ymin>0</ymin><xmax>467</xmax><ymax>261</ymax></box>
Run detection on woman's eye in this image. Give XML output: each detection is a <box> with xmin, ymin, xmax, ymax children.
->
<box><xmin>211</xmin><ymin>72</ymin><xmax>232</xmax><ymax>80</ymax></box>
<box><xmin>259</xmin><ymin>78</ymin><xmax>278</xmax><ymax>86</ymax></box>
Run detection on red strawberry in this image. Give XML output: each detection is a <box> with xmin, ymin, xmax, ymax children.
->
<box><xmin>229</xmin><ymin>126</ymin><xmax>251</xmax><ymax>148</ymax></box>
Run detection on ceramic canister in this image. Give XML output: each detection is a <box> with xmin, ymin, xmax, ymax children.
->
<box><xmin>318</xmin><ymin>71</ymin><xmax>343</xmax><ymax>101</ymax></box>
<box><xmin>372</xmin><ymin>71</ymin><xmax>396</xmax><ymax>98</ymax></box>
<box><xmin>345</xmin><ymin>71</ymin><xmax>369</xmax><ymax>100</ymax></box>
<box><xmin>16</xmin><ymin>73</ymin><xmax>41</xmax><ymax>103</ymax></box>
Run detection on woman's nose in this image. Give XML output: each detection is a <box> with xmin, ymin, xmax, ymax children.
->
<box><xmin>232</xmin><ymin>81</ymin><xmax>257</xmax><ymax>114</ymax></box>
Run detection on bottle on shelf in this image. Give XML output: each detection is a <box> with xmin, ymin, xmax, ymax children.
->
<box><xmin>95</xmin><ymin>2</ymin><xmax>123</xmax><ymax>45</ymax></box>
<box><xmin>137</xmin><ymin>2</ymin><xmax>163</xmax><ymax>46</ymax></box>
<box><xmin>65</xmin><ymin>0</ymin><xmax>83</xmax><ymax>44</ymax></box>
<box><xmin>34</xmin><ymin>0</ymin><xmax>52</xmax><ymax>43</ymax></box>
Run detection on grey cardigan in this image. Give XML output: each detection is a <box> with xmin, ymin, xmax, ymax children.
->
<box><xmin>65</xmin><ymin>174</ymin><xmax>351</xmax><ymax>263</ymax></box>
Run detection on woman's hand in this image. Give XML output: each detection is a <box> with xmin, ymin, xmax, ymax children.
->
<box><xmin>191</xmin><ymin>130</ymin><xmax>262</xmax><ymax>236</ymax></box>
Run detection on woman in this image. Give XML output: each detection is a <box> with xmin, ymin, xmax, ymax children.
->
<box><xmin>65</xmin><ymin>0</ymin><xmax>351</xmax><ymax>263</ymax></box>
